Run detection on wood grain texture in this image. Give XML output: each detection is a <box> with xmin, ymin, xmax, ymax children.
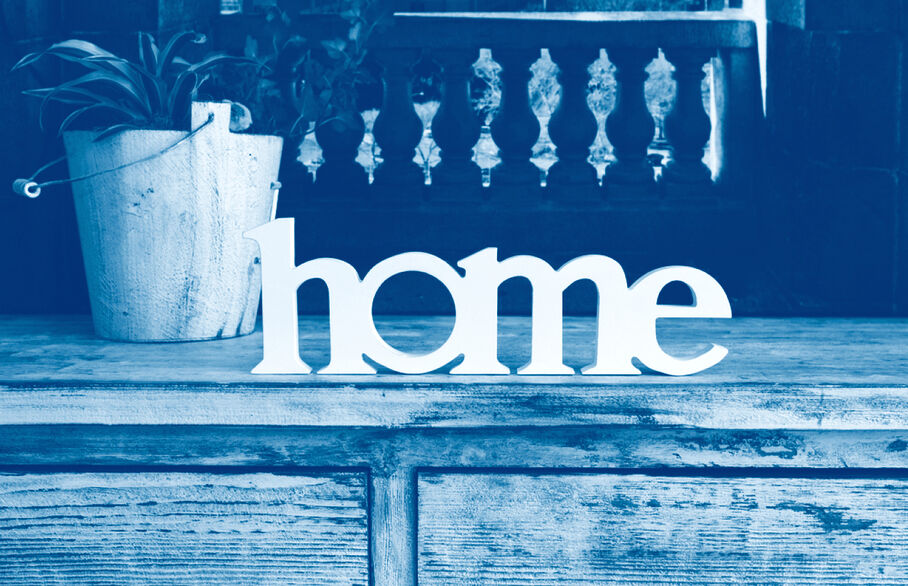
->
<box><xmin>0</xmin><ymin>472</ymin><xmax>368</xmax><ymax>585</ymax></box>
<box><xmin>4</xmin><ymin>382</ymin><xmax>908</xmax><ymax>430</ymax></box>
<box><xmin>1</xmin><ymin>317</ymin><xmax>906</xmax><ymax>585</ymax></box>
<box><xmin>63</xmin><ymin>103</ymin><xmax>281</xmax><ymax>342</ymax></box>
<box><xmin>2</xmin><ymin>426</ymin><xmax>907</xmax><ymax>472</ymax></box>
<box><xmin>2</xmin><ymin>316</ymin><xmax>905</xmax><ymax>385</ymax></box>
<box><xmin>418</xmin><ymin>473</ymin><xmax>908</xmax><ymax>584</ymax></box>
<box><xmin>0</xmin><ymin>317</ymin><xmax>906</xmax><ymax>429</ymax></box>
<box><xmin>371</xmin><ymin>468</ymin><xmax>418</xmax><ymax>586</ymax></box>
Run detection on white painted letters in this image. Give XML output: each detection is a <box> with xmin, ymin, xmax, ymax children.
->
<box><xmin>245</xmin><ymin>218</ymin><xmax>732</xmax><ymax>376</ymax></box>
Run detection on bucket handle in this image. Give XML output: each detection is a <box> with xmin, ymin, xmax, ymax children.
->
<box><xmin>11</xmin><ymin>113</ymin><xmax>216</xmax><ymax>198</ymax></box>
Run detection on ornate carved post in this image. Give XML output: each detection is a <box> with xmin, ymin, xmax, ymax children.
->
<box><xmin>372</xmin><ymin>49</ymin><xmax>425</xmax><ymax>196</ymax></box>
<box><xmin>603</xmin><ymin>48</ymin><xmax>657</xmax><ymax>195</ymax></box>
<box><xmin>662</xmin><ymin>49</ymin><xmax>715</xmax><ymax>195</ymax></box>
<box><xmin>430</xmin><ymin>49</ymin><xmax>483</xmax><ymax>201</ymax></box>
<box><xmin>546</xmin><ymin>48</ymin><xmax>600</xmax><ymax>198</ymax></box>
<box><xmin>313</xmin><ymin>110</ymin><xmax>368</xmax><ymax>197</ymax></box>
<box><xmin>489</xmin><ymin>48</ymin><xmax>541</xmax><ymax>196</ymax></box>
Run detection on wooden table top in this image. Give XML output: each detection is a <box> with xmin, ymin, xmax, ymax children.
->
<box><xmin>1</xmin><ymin>316</ymin><xmax>906</xmax><ymax>429</ymax></box>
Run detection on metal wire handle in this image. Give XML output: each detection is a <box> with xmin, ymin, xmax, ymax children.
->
<box><xmin>11</xmin><ymin>113</ymin><xmax>216</xmax><ymax>199</ymax></box>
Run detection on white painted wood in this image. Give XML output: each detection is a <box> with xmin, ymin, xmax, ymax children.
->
<box><xmin>3</xmin><ymin>426</ymin><xmax>907</xmax><ymax>473</ymax></box>
<box><xmin>370</xmin><ymin>468</ymin><xmax>418</xmax><ymax>586</ymax></box>
<box><xmin>2</xmin><ymin>316</ymin><xmax>903</xmax><ymax>386</ymax></box>
<box><xmin>248</xmin><ymin>220</ymin><xmax>731</xmax><ymax>376</ymax></box>
<box><xmin>0</xmin><ymin>472</ymin><xmax>368</xmax><ymax>585</ymax></box>
<box><xmin>418</xmin><ymin>473</ymin><xmax>908</xmax><ymax>584</ymax></box>
<box><xmin>63</xmin><ymin>102</ymin><xmax>282</xmax><ymax>342</ymax></box>
<box><xmin>3</xmin><ymin>382</ymin><xmax>908</xmax><ymax>430</ymax></box>
<box><xmin>0</xmin><ymin>317</ymin><xmax>905</xmax><ymax>585</ymax></box>
<box><xmin>0</xmin><ymin>317</ymin><xmax>906</xmax><ymax>429</ymax></box>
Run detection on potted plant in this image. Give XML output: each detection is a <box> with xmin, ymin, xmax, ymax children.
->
<box><xmin>13</xmin><ymin>32</ymin><xmax>283</xmax><ymax>341</ymax></box>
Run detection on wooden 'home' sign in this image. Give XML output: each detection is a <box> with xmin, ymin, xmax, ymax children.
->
<box><xmin>246</xmin><ymin>218</ymin><xmax>732</xmax><ymax>376</ymax></box>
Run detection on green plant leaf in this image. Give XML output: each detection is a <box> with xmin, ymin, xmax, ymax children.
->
<box><xmin>78</xmin><ymin>56</ymin><xmax>155</xmax><ymax>115</ymax></box>
<box><xmin>55</xmin><ymin>70</ymin><xmax>153</xmax><ymax>117</ymax></box>
<box><xmin>26</xmin><ymin>78</ymin><xmax>150</xmax><ymax>133</ymax></box>
<box><xmin>321</xmin><ymin>39</ymin><xmax>347</xmax><ymax>60</ymax></box>
<box><xmin>184</xmin><ymin>53</ymin><xmax>255</xmax><ymax>76</ymax></box>
<box><xmin>12</xmin><ymin>39</ymin><xmax>119</xmax><ymax>71</ymax></box>
<box><xmin>57</xmin><ymin>103</ymin><xmax>142</xmax><ymax>136</ymax></box>
<box><xmin>138</xmin><ymin>32</ymin><xmax>159</xmax><ymax>74</ymax></box>
<box><xmin>93</xmin><ymin>122</ymin><xmax>143</xmax><ymax>141</ymax></box>
<box><xmin>11</xmin><ymin>51</ymin><xmax>44</xmax><ymax>71</ymax></box>
<box><xmin>23</xmin><ymin>87</ymin><xmax>95</xmax><ymax>106</ymax></box>
<box><xmin>157</xmin><ymin>31</ymin><xmax>206</xmax><ymax>77</ymax></box>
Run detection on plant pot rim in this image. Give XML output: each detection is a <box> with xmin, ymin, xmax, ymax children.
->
<box><xmin>63</xmin><ymin>127</ymin><xmax>284</xmax><ymax>141</ymax></box>
<box><xmin>63</xmin><ymin>101</ymin><xmax>283</xmax><ymax>142</ymax></box>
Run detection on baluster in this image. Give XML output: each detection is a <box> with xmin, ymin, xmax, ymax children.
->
<box><xmin>603</xmin><ymin>48</ymin><xmax>657</xmax><ymax>194</ymax></box>
<box><xmin>546</xmin><ymin>48</ymin><xmax>600</xmax><ymax>198</ymax></box>
<box><xmin>372</xmin><ymin>49</ymin><xmax>425</xmax><ymax>195</ymax></box>
<box><xmin>662</xmin><ymin>48</ymin><xmax>715</xmax><ymax>194</ymax></box>
<box><xmin>313</xmin><ymin>109</ymin><xmax>368</xmax><ymax>197</ymax></box>
<box><xmin>490</xmin><ymin>48</ymin><xmax>541</xmax><ymax>194</ymax></box>
<box><xmin>430</xmin><ymin>49</ymin><xmax>483</xmax><ymax>200</ymax></box>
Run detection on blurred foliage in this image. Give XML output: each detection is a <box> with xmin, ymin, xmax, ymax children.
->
<box><xmin>211</xmin><ymin>0</ymin><xmax>393</xmax><ymax>137</ymax></box>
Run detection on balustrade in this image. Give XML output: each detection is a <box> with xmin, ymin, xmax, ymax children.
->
<box><xmin>429</xmin><ymin>49</ymin><xmax>483</xmax><ymax>200</ymax></box>
<box><xmin>313</xmin><ymin>111</ymin><xmax>369</xmax><ymax>197</ymax></box>
<box><xmin>546</xmin><ymin>48</ymin><xmax>601</xmax><ymax>198</ymax></box>
<box><xmin>372</xmin><ymin>48</ymin><xmax>425</xmax><ymax>196</ymax></box>
<box><xmin>300</xmin><ymin>12</ymin><xmax>760</xmax><ymax>204</ymax></box>
<box><xmin>489</xmin><ymin>48</ymin><xmax>542</xmax><ymax>195</ymax></box>
<box><xmin>603</xmin><ymin>47</ymin><xmax>658</xmax><ymax>193</ymax></box>
<box><xmin>662</xmin><ymin>48</ymin><xmax>715</xmax><ymax>195</ymax></box>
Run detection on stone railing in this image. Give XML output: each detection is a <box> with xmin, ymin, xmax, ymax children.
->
<box><xmin>306</xmin><ymin>11</ymin><xmax>762</xmax><ymax>203</ymax></box>
<box><xmin>213</xmin><ymin>10</ymin><xmax>766</xmax><ymax>314</ymax></box>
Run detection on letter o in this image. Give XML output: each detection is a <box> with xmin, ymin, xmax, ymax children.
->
<box><xmin>359</xmin><ymin>253</ymin><xmax>466</xmax><ymax>374</ymax></box>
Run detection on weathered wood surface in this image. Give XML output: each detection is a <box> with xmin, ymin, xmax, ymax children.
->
<box><xmin>0</xmin><ymin>472</ymin><xmax>368</xmax><ymax>585</ymax></box>
<box><xmin>1</xmin><ymin>316</ymin><xmax>906</xmax><ymax>385</ymax></box>
<box><xmin>63</xmin><ymin>103</ymin><xmax>281</xmax><ymax>342</ymax></box>
<box><xmin>419</xmin><ymin>473</ymin><xmax>908</xmax><ymax>584</ymax></box>
<box><xmin>2</xmin><ymin>426</ymin><xmax>907</xmax><ymax>472</ymax></box>
<box><xmin>1</xmin><ymin>316</ymin><xmax>906</xmax><ymax>585</ymax></box>
<box><xmin>1</xmin><ymin>317</ymin><xmax>906</xmax><ymax>429</ymax></box>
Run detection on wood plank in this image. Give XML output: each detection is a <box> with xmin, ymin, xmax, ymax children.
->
<box><xmin>1</xmin><ymin>317</ymin><xmax>906</xmax><ymax>430</ymax></box>
<box><xmin>2</xmin><ymin>382</ymin><xmax>907</xmax><ymax>430</ymax></box>
<box><xmin>418</xmin><ymin>473</ymin><xmax>908</xmax><ymax>584</ymax></box>
<box><xmin>1</xmin><ymin>426</ymin><xmax>907</xmax><ymax>472</ymax></box>
<box><xmin>371</xmin><ymin>468</ymin><xmax>418</xmax><ymax>586</ymax></box>
<box><xmin>0</xmin><ymin>472</ymin><xmax>369</xmax><ymax>585</ymax></box>
<box><xmin>2</xmin><ymin>316</ymin><xmax>905</xmax><ymax>386</ymax></box>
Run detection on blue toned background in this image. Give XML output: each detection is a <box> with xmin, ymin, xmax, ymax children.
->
<box><xmin>0</xmin><ymin>0</ymin><xmax>904</xmax><ymax>317</ymax></box>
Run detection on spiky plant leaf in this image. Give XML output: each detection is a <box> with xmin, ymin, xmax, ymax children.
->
<box><xmin>138</xmin><ymin>32</ymin><xmax>159</xmax><ymax>74</ymax></box>
<box><xmin>157</xmin><ymin>32</ymin><xmax>206</xmax><ymax>77</ymax></box>
<box><xmin>94</xmin><ymin>123</ymin><xmax>143</xmax><ymax>141</ymax></box>
<box><xmin>15</xmin><ymin>31</ymin><xmax>254</xmax><ymax>136</ymax></box>
<box><xmin>58</xmin><ymin>103</ymin><xmax>142</xmax><ymax>136</ymax></box>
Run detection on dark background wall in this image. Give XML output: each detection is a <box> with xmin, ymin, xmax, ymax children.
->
<box><xmin>0</xmin><ymin>0</ymin><xmax>904</xmax><ymax>315</ymax></box>
<box><xmin>764</xmin><ymin>0</ymin><xmax>907</xmax><ymax>315</ymax></box>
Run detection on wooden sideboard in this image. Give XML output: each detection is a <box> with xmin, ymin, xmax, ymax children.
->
<box><xmin>1</xmin><ymin>316</ymin><xmax>906</xmax><ymax>584</ymax></box>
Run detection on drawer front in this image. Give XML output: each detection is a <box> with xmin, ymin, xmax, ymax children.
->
<box><xmin>418</xmin><ymin>473</ymin><xmax>908</xmax><ymax>584</ymax></box>
<box><xmin>0</xmin><ymin>472</ymin><xmax>368</xmax><ymax>585</ymax></box>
